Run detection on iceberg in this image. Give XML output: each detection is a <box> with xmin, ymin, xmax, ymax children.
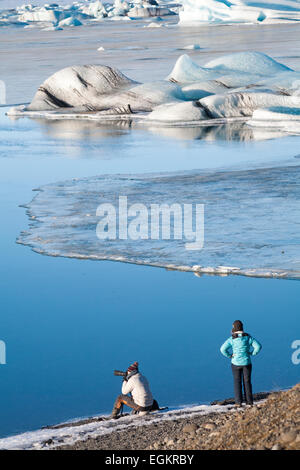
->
<box><xmin>247</xmin><ymin>106</ymin><xmax>300</xmax><ymax>133</ymax></box>
<box><xmin>147</xmin><ymin>100</ymin><xmax>209</xmax><ymax>120</ymax></box>
<box><xmin>167</xmin><ymin>54</ymin><xmax>219</xmax><ymax>83</ymax></box>
<box><xmin>180</xmin><ymin>44</ymin><xmax>202</xmax><ymax>50</ymax></box>
<box><xmin>204</xmin><ymin>51</ymin><xmax>292</xmax><ymax>75</ymax></box>
<box><xmin>251</xmin><ymin>106</ymin><xmax>300</xmax><ymax>120</ymax></box>
<box><xmin>127</xmin><ymin>5</ymin><xmax>176</xmax><ymax>18</ymax></box>
<box><xmin>80</xmin><ymin>0</ymin><xmax>109</xmax><ymax>19</ymax></box>
<box><xmin>21</xmin><ymin>65</ymin><xmax>184</xmax><ymax>113</ymax></box>
<box><xmin>179</xmin><ymin>0</ymin><xmax>300</xmax><ymax>25</ymax></box>
<box><xmin>58</xmin><ymin>16</ymin><xmax>83</xmax><ymax>27</ymax></box>
<box><xmin>25</xmin><ymin>65</ymin><xmax>138</xmax><ymax>111</ymax></box>
<box><xmin>0</xmin><ymin>0</ymin><xmax>178</xmax><ymax>29</ymax></box>
<box><xmin>3</xmin><ymin>0</ymin><xmax>300</xmax><ymax>28</ymax></box>
<box><xmin>200</xmin><ymin>92</ymin><xmax>300</xmax><ymax>118</ymax></box>
<box><xmin>8</xmin><ymin>51</ymin><xmax>300</xmax><ymax>134</ymax></box>
<box><xmin>18</xmin><ymin>166</ymin><xmax>300</xmax><ymax>280</ymax></box>
<box><xmin>255</xmin><ymin>71</ymin><xmax>300</xmax><ymax>96</ymax></box>
<box><xmin>180</xmin><ymin>80</ymin><xmax>229</xmax><ymax>99</ymax></box>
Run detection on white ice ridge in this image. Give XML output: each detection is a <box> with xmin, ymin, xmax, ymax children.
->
<box><xmin>0</xmin><ymin>0</ymin><xmax>178</xmax><ymax>29</ymax></box>
<box><xmin>18</xmin><ymin>166</ymin><xmax>300</xmax><ymax>280</ymax></box>
<box><xmin>179</xmin><ymin>0</ymin><xmax>300</xmax><ymax>25</ymax></box>
<box><xmin>8</xmin><ymin>52</ymin><xmax>300</xmax><ymax>135</ymax></box>
<box><xmin>0</xmin><ymin>403</ymin><xmax>235</xmax><ymax>450</ymax></box>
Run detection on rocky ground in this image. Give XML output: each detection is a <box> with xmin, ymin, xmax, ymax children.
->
<box><xmin>57</xmin><ymin>384</ymin><xmax>299</xmax><ymax>450</ymax></box>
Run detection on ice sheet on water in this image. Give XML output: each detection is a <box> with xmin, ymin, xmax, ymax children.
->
<box><xmin>18</xmin><ymin>166</ymin><xmax>300</xmax><ymax>280</ymax></box>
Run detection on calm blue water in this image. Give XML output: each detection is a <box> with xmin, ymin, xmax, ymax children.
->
<box><xmin>0</xmin><ymin>107</ymin><xmax>299</xmax><ymax>438</ymax></box>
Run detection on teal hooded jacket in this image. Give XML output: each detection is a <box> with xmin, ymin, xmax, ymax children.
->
<box><xmin>220</xmin><ymin>333</ymin><xmax>262</xmax><ymax>366</ymax></box>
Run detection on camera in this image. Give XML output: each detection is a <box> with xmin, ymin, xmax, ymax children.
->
<box><xmin>114</xmin><ymin>370</ymin><xmax>127</xmax><ymax>377</ymax></box>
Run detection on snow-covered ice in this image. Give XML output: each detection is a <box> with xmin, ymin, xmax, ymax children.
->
<box><xmin>179</xmin><ymin>0</ymin><xmax>300</xmax><ymax>25</ymax></box>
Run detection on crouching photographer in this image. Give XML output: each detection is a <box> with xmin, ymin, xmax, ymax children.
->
<box><xmin>111</xmin><ymin>361</ymin><xmax>159</xmax><ymax>419</ymax></box>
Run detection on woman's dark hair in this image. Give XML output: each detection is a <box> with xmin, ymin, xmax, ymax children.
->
<box><xmin>232</xmin><ymin>320</ymin><xmax>244</xmax><ymax>332</ymax></box>
<box><xmin>232</xmin><ymin>320</ymin><xmax>248</xmax><ymax>338</ymax></box>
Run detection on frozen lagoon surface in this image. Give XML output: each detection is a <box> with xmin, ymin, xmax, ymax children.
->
<box><xmin>0</xmin><ymin>19</ymin><xmax>300</xmax><ymax>442</ymax></box>
<box><xmin>18</xmin><ymin>166</ymin><xmax>300</xmax><ymax>279</ymax></box>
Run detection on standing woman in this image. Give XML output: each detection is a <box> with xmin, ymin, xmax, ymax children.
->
<box><xmin>220</xmin><ymin>320</ymin><xmax>262</xmax><ymax>406</ymax></box>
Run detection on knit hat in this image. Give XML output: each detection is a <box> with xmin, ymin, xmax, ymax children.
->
<box><xmin>127</xmin><ymin>361</ymin><xmax>139</xmax><ymax>374</ymax></box>
<box><xmin>232</xmin><ymin>320</ymin><xmax>244</xmax><ymax>333</ymax></box>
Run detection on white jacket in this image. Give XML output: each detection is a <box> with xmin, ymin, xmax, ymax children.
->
<box><xmin>121</xmin><ymin>373</ymin><xmax>153</xmax><ymax>407</ymax></box>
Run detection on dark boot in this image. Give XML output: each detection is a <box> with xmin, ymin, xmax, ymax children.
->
<box><xmin>111</xmin><ymin>407</ymin><xmax>120</xmax><ymax>419</ymax></box>
<box><xmin>111</xmin><ymin>396</ymin><xmax>123</xmax><ymax>419</ymax></box>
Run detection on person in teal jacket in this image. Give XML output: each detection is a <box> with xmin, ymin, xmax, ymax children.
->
<box><xmin>220</xmin><ymin>320</ymin><xmax>262</xmax><ymax>406</ymax></box>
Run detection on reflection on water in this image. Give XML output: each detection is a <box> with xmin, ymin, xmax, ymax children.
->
<box><xmin>148</xmin><ymin>122</ymin><xmax>287</xmax><ymax>142</ymax></box>
<box><xmin>1</xmin><ymin>106</ymin><xmax>299</xmax><ymax>172</ymax></box>
<box><xmin>18</xmin><ymin>115</ymin><xmax>288</xmax><ymax>143</ymax></box>
<box><xmin>34</xmin><ymin>117</ymin><xmax>134</xmax><ymax>140</ymax></box>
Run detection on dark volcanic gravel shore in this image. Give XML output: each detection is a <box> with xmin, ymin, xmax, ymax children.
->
<box><xmin>56</xmin><ymin>384</ymin><xmax>299</xmax><ymax>451</ymax></box>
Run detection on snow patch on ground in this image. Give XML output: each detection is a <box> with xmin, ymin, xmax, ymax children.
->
<box><xmin>0</xmin><ymin>403</ymin><xmax>234</xmax><ymax>450</ymax></box>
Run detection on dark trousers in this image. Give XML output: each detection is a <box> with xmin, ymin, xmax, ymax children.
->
<box><xmin>231</xmin><ymin>363</ymin><xmax>253</xmax><ymax>405</ymax></box>
<box><xmin>112</xmin><ymin>394</ymin><xmax>154</xmax><ymax>416</ymax></box>
<box><xmin>113</xmin><ymin>394</ymin><xmax>140</xmax><ymax>413</ymax></box>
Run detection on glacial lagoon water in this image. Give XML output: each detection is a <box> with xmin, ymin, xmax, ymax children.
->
<box><xmin>1</xmin><ymin>19</ymin><xmax>300</xmax><ymax>439</ymax></box>
<box><xmin>1</xmin><ymin>104</ymin><xmax>300</xmax><ymax>438</ymax></box>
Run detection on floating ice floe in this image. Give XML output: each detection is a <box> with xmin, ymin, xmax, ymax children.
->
<box><xmin>181</xmin><ymin>44</ymin><xmax>202</xmax><ymax>50</ymax></box>
<box><xmin>42</xmin><ymin>25</ymin><xmax>63</xmax><ymax>31</ymax></box>
<box><xmin>8</xmin><ymin>51</ymin><xmax>300</xmax><ymax>135</ymax></box>
<box><xmin>24</xmin><ymin>65</ymin><xmax>138</xmax><ymax>111</ymax></box>
<box><xmin>12</xmin><ymin>64</ymin><xmax>184</xmax><ymax>113</ymax></box>
<box><xmin>58</xmin><ymin>16</ymin><xmax>83</xmax><ymax>27</ymax></box>
<box><xmin>179</xmin><ymin>0</ymin><xmax>300</xmax><ymax>25</ymax></box>
<box><xmin>144</xmin><ymin>20</ymin><xmax>163</xmax><ymax>26</ymax></box>
<box><xmin>17</xmin><ymin>166</ymin><xmax>300</xmax><ymax>280</ymax></box>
